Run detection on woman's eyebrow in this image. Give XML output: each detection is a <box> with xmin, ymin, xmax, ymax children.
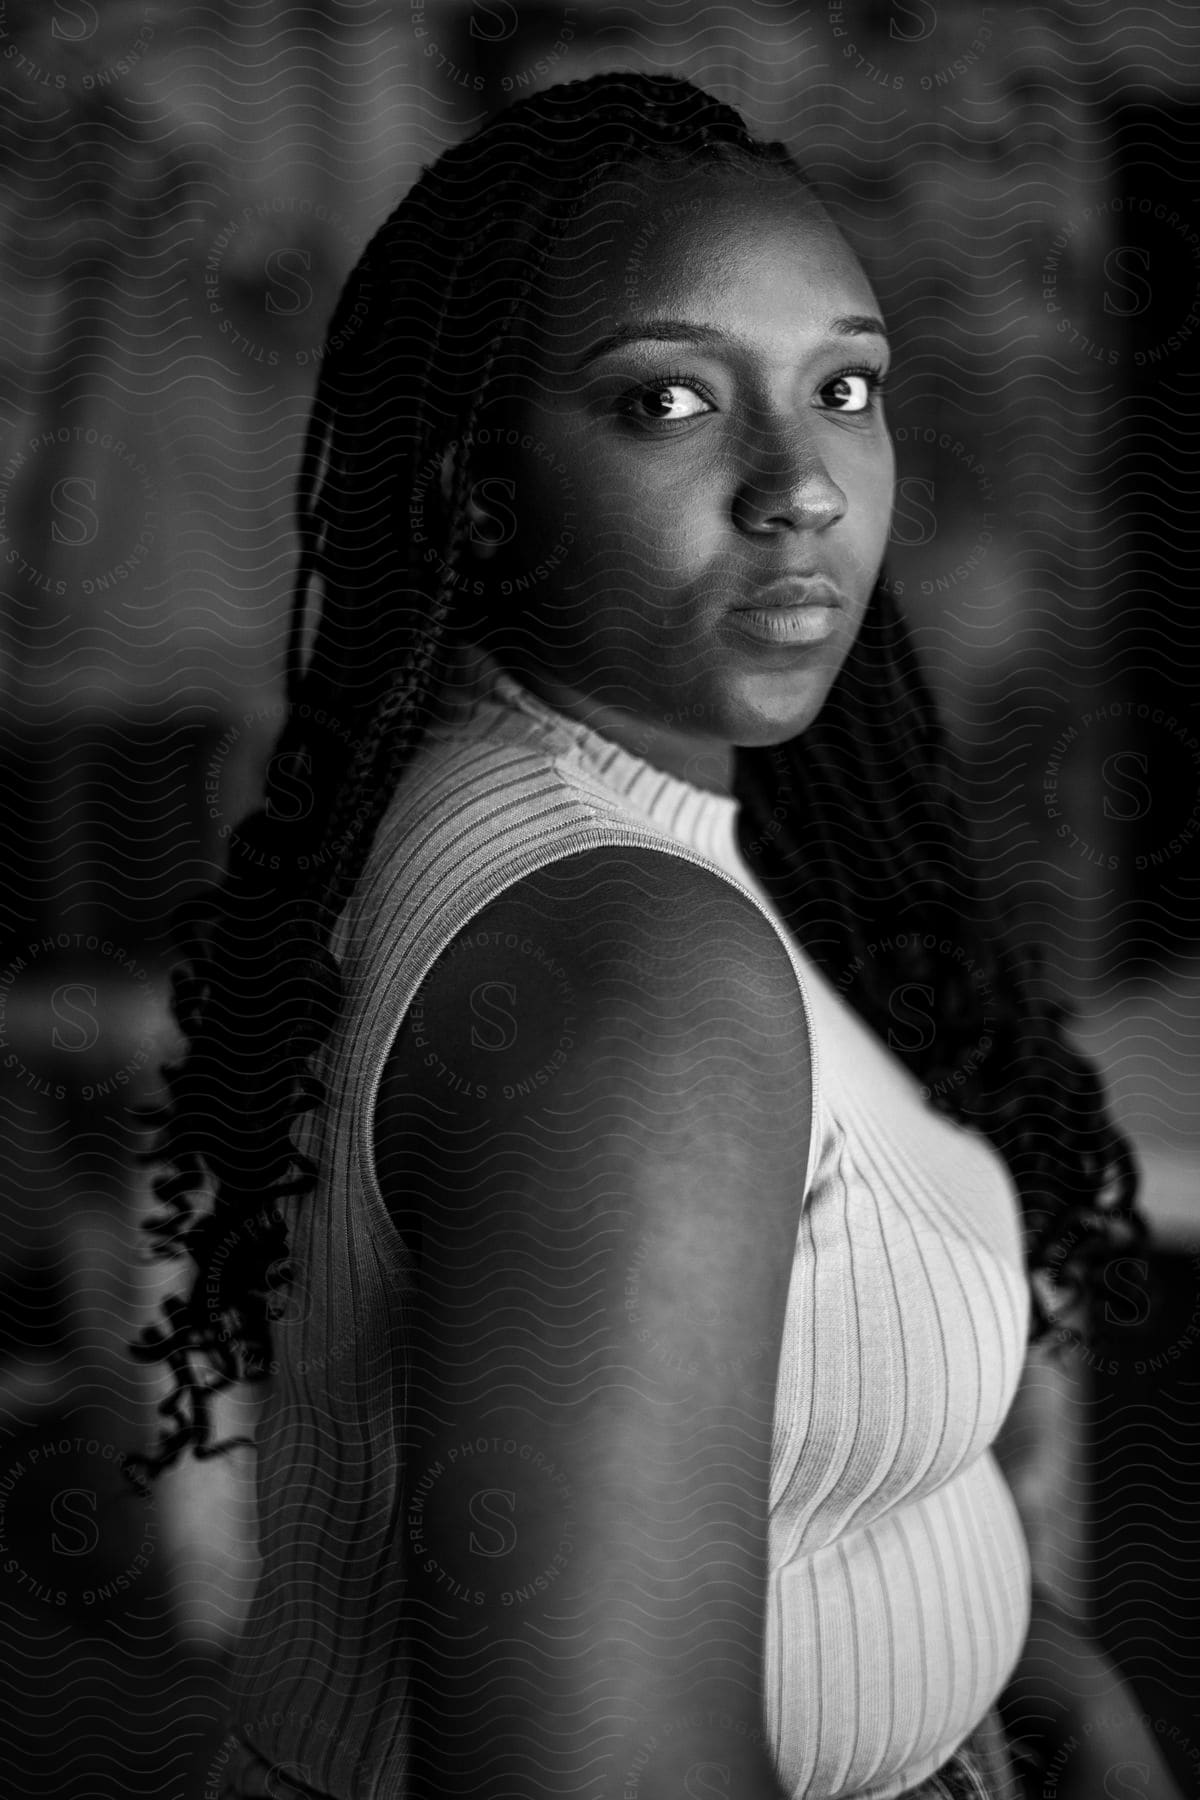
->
<box><xmin>571</xmin><ymin>314</ymin><xmax>889</xmax><ymax>371</ymax></box>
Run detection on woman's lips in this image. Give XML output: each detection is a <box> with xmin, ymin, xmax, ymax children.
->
<box><xmin>726</xmin><ymin>576</ymin><xmax>844</xmax><ymax>646</ymax></box>
<box><xmin>725</xmin><ymin>604</ymin><xmax>840</xmax><ymax>645</ymax></box>
<box><xmin>743</xmin><ymin>573</ymin><xmax>844</xmax><ymax>603</ymax></box>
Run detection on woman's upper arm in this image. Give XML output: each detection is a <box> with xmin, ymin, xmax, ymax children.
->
<box><xmin>994</xmin><ymin>1333</ymin><xmax>1092</xmax><ymax>1613</ymax></box>
<box><xmin>373</xmin><ymin>844</ymin><xmax>812</xmax><ymax>1800</ymax></box>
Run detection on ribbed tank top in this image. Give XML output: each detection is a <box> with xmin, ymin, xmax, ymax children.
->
<box><xmin>213</xmin><ymin>645</ymin><xmax>1033</xmax><ymax>1800</ymax></box>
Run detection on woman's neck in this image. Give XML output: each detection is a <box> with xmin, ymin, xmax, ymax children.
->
<box><xmin>452</xmin><ymin>637</ymin><xmax>737</xmax><ymax>798</ymax></box>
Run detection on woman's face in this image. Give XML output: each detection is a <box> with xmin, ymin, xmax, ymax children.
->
<box><xmin>464</xmin><ymin>161</ymin><xmax>895</xmax><ymax>788</ymax></box>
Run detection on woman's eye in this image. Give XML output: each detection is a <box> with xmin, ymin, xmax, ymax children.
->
<box><xmin>818</xmin><ymin>370</ymin><xmax>884</xmax><ymax>414</ymax></box>
<box><xmin>618</xmin><ymin>380</ymin><xmax>714</xmax><ymax>425</ymax></box>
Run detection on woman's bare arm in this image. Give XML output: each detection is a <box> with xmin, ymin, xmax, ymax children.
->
<box><xmin>995</xmin><ymin>1334</ymin><xmax>1187</xmax><ymax>1799</ymax></box>
<box><xmin>993</xmin><ymin>1332</ymin><xmax>1091</xmax><ymax>1616</ymax></box>
<box><xmin>375</xmin><ymin>845</ymin><xmax>813</xmax><ymax>1800</ymax></box>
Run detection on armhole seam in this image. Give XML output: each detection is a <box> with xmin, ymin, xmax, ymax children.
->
<box><xmin>357</xmin><ymin>824</ymin><xmax>822</xmax><ymax>1268</ymax></box>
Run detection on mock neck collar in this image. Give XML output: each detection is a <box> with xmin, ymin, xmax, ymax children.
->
<box><xmin>434</xmin><ymin>639</ymin><xmax>744</xmax><ymax>864</ymax></box>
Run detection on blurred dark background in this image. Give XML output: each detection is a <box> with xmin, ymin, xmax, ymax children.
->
<box><xmin>1</xmin><ymin>2</ymin><xmax>1199</xmax><ymax>1794</ymax></box>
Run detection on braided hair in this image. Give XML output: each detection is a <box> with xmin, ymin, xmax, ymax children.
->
<box><xmin>124</xmin><ymin>70</ymin><xmax>1149</xmax><ymax>1493</ymax></box>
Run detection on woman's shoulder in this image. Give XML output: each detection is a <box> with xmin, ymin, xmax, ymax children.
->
<box><xmin>347</xmin><ymin>708</ymin><xmax>814</xmax><ymax>997</ymax></box>
<box><xmin>416</xmin><ymin>841</ymin><xmax>813</xmax><ymax>1032</ymax></box>
<box><xmin>351</xmin><ymin>721</ymin><xmax>817</xmax><ymax>1112</ymax></box>
<box><xmin>378</xmin><ymin>840</ymin><xmax>814</xmax><ymax>1139</ymax></box>
<box><xmin>390</xmin><ymin>842</ymin><xmax>820</xmax><ymax>1108</ymax></box>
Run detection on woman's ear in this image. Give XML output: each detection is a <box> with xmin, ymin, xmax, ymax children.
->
<box><xmin>439</xmin><ymin>440</ymin><xmax>512</xmax><ymax>563</ymax></box>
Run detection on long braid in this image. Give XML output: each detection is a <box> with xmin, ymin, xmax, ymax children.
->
<box><xmin>736</xmin><ymin>579</ymin><xmax>1151</xmax><ymax>1349</ymax></box>
<box><xmin>126</xmin><ymin>72</ymin><xmax>783</xmax><ymax>1491</ymax></box>
<box><xmin>302</xmin><ymin>199</ymin><xmax>556</xmax><ymax>908</ymax></box>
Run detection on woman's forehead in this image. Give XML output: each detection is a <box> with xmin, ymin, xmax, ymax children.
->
<box><xmin>528</xmin><ymin>168</ymin><xmax>876</xmax><ymax>362</ymax></box>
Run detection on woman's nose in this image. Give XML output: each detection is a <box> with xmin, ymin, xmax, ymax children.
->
<box><xmin>731</xmin><ymin>422</ymin><xmax>847</xmax><ymax>535</ymax></box>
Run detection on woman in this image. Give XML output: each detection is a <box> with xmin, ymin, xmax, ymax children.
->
<box><xmin>127</xmin><ymin>73</ymin><xmax>1180</xmax><ymax>1800</ymax></box>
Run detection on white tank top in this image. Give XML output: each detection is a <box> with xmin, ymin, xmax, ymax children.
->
<box><xmin>212</xmin><ymin>645</ymin><xmax>1032</xmax><ymax>1800</ymax></box>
